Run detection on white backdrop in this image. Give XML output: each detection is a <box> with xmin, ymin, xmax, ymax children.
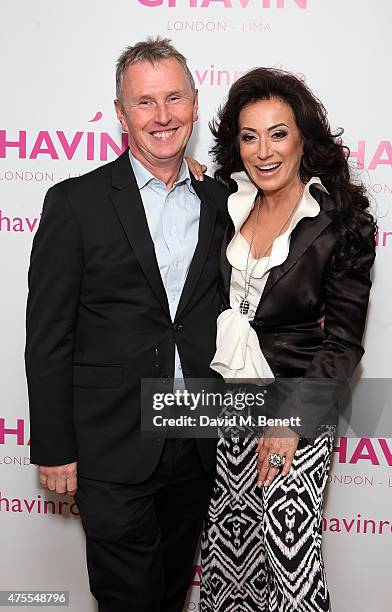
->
<box><xmin>1</xmin><ymin>1</ymin><xmax>391</xmax><ymax>610</ymax></box>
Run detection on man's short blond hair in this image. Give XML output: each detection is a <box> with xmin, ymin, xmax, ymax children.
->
<box><xmin>116</xmin><ymin>36</ymin><xmax>196</xmax><ymax>104</ymax></box>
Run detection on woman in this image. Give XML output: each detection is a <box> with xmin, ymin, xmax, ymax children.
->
<box><xmin>189</xmin><ymin>69</ymin><xmax>376</xmax><ymax>611</ymax></box>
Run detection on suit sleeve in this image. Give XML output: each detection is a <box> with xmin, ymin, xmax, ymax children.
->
<box><xmin>25</xmin><ymin>184</ymin><xmax>84</xmax><ymax>465</ymax></box>
<box><xmin>277</xmin><ymin>217</ymin><xmax>376</xmax><ymax>438</ymax></box>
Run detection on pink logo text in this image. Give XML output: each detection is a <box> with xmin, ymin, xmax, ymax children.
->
<box><xmin>138</xmin><ymin>0</ymin><xmax>307</xmax><ymax>8</ymax></box>
<box><xmin>333</xmin><ymin>437</ymin><xmax>392</xmax><ymax>466</ymax></box>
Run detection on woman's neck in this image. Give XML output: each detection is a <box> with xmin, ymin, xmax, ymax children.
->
<box><xmin>260</xmin><ymin>179</ymin><xmax>305</xmax><ymax>213</ymax></box>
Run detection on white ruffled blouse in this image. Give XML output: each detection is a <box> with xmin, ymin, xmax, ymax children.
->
<box><xmin>210</xmin><ymin>171</ymin><xmax>327</xmax><ymax>385</ymax></box>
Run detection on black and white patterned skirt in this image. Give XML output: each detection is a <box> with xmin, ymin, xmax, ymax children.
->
<box><xmin>200</xmin><ymin>429</ymin><xmax>334</xmax><ymax>612</ymax></box>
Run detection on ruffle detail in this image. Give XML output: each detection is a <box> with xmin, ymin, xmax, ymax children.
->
<box><xmin>210</xmin><ymin>309</ymin><xmax>274</xmax><ymax>386</ymax></box>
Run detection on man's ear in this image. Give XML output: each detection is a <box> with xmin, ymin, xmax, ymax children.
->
<box><xmin>114</xmin><ymin>99</ymin><xmax>128</xmax><ymax>133</ymax></box>
<box><xmin>193</xmin><ymin>90</ymin><xmax>199</xmax><ymax>123</ymax></box>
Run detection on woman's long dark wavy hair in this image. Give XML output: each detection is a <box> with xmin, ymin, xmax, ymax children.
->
<box><xmin>210</xmin><ymin>68</ymin><xmax>376</xmax><ymax>269</ymax></box>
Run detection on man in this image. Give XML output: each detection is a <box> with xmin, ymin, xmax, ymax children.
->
<box><xmin>25</xmin><ymin>37</ymin><xmax>227</xmax><ymax>612</ymax></box>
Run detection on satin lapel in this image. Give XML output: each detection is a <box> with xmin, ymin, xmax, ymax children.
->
<box><xmin>258</xmin><ymin>209</ymin><xmax>333</xmax><ymax>308</ymax></box>
<box><xmin>109</xmin><ymin>150</ymin><xmax>170</xmax><ymax>317</ymax></box>
<box><xmin>220</xmin><ymin>221</ymin><xmax>234</xmax><ymax>309</ymax></box>
<box><xmin>175</xmin><ymin>176</ymin><xmax>217</xmax><ymax>320</ymax></box>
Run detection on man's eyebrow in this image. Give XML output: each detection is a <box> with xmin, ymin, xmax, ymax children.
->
<box><xmin>166</xmin><ymin>89</ymin><xmax>191</xmax><ymax>98</ymax></box>
<box><xmin>136</xmin><ymin>89</ymin><xmax>186</xmax><ymax>100</ymax></box>
<box><xmin>136</xmin><ymin>93</ymin><xmax>154</xmax><ymax>100</ymax></box>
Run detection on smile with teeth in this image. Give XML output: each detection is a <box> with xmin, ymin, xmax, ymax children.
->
<box><xmin>151</xmin><ymin>129</ymin><xmax>178</xmax><ymax>140</ymax></box>
<box><xmin>256</xmin><ymin>162</ymin><xmax>282</xmax><ymax>171</ymax></box>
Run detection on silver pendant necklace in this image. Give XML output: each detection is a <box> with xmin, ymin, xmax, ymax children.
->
<box><xmin>240</xmin><ymin>188</ymin><xmax>304</xmax><ymax>316</ymax></box>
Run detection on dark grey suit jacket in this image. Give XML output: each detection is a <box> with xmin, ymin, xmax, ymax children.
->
<box><xmin>25</xmin><ymin>149</ymin><xmax>228</xmax><ymax>483</ymax></box>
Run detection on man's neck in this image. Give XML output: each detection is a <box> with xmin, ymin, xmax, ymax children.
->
<box><xmin>130</xmin><ymin>147</ymin><xmax>183</xmax><ymax>191</ymax></box>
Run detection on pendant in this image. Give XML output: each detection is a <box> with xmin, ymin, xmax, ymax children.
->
<box><xmin>240</xmin><ymin>299</ymin><xmax>250</xmax><ymax>315</ymax></box>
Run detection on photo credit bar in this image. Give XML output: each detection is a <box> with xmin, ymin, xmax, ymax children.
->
<box><xmin>140</xmin><ymin>378</ymin><xmax>345</xmax><ymax>439</ymax></box>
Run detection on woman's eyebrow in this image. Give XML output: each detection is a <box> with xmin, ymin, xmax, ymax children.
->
<box><xmin>240</xmin><ymin>122</ymin><xmax>289</xmax><ymax>132</ymax></box>
<box><xmin>268</xmin><ymin>122</ymin><xmax>289</xmax><ymax>131</ymax></box>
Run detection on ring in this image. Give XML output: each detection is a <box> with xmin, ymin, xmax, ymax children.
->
<box><xmin>268</xmin><ymin>452</ymin><xmax>285</xmax><ymax>468</ymax></box>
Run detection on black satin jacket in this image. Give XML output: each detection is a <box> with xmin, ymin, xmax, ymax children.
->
<box><xmin>219</xmin><ymin>185</ymin><xmax>376</xmax><ymax>434</ymax></box>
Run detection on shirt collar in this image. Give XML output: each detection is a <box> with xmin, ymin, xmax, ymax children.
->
<box><xmin>228</xmin><ymin>171</ymin><xmax>328</xmax><ymax>233</ymax></box>
<box><xmin>128</xmin><ymin>150</ymin><xmax>195</xmax><ymax>194</ymax></box>
<box><xmin>226</xmin><ymin>172</ymin><xmax>327</xmax><ymax>274</ymax></box>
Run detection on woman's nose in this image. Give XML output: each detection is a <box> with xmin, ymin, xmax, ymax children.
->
<box><xmin>257</xmin><ymin>138</ymin><xmax>273</xmax><ymax>160</ymax></box>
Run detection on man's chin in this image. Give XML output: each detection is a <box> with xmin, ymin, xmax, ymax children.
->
<box><xmin>149</xmin><ymin>145</ymin><xmax>186</xmax><ymax>163</ymax></box>
<box><xmin>131</xmin><ymin>141</ymin><xmax>187</xmax><ymax>167</ymax></box>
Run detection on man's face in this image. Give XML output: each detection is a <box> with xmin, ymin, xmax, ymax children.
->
<box><xmin>115</xmin><ymin>58</ymin><xmax>198</xmax><ymax>171</ymax></box>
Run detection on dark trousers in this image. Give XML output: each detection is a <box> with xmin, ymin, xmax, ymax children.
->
<box><xmin>75</xmin><ymin>439</ymin><xmax>215</xmax><ymax>612</ymax></box>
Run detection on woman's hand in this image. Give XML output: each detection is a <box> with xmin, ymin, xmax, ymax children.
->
<box><xmin>256</xmin><ymin>426</ymin><xmax>300</xmax><ymax>486</ymax></box>
<box><xmin>185</xmin><ymin>156</ymin><xmax>207</xmax><ymax>181</ymax></box>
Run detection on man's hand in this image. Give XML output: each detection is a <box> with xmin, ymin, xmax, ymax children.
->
<box><xmin>39</xmin><ymin>462</ymin><xmax>77</xmax><ymax>496</ymax></box>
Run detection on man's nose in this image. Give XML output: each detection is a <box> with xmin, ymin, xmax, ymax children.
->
<box><xmin>155</xmin><ymin>102</ymin><xmax>171</xmax><ymax>125</ymax></box>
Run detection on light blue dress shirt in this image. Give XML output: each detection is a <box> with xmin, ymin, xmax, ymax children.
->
<box><xmin>129</xmin><ymin>151</ymin><xmax>201</xmax><ymax>389</ymax></box>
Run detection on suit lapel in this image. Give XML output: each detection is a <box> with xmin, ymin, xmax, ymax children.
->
<box><xmin>219</xmin><ymin>184</ymin><xmax>335</xmax><ymax>313</ymax></box>
<box><xmin>257</xmin><ymin>195</ymin><xmax>333</xmax><ymax>309</ymax></box>
<box><xmin>220</xmin><ymin>221</ymin><xmax>234</xmax><ymax>310</ymax></box>
<box><xmin>175</xmin><ymin>175</ymin><xmax>217</xmax><ymax>320</ymax></box>
<box><xmin>109</xmin><ymin>150</ymin><xmax>170</xmax><ymax>317</ymax></box>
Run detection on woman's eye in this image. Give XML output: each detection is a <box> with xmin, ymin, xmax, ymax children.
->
<box><xmin>272</xmin><ymin>130</ymin><xmax>288</xmax><ymax>139</ymax></box>
<box><xmin>241</xmin><ymin>133</ymin><xmax>256</xmax><ymax>142</ymax></box>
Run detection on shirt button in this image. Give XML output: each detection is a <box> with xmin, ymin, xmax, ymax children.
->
<box><xmin>171</xmin><ymin>295</ymin><xmax>176</xmax><ymax>301</ymax></box>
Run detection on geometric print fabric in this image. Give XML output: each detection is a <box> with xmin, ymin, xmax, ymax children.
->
<box><xmin>201</xmin><ymin>429</ymin><xmax>334</xmax><ymax>611</ymax></box>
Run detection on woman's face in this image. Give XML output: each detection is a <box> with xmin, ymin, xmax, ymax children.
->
<box><xmin>238</xmin><ymin>97</ymin><xmax>304</xmax><ymax>195</ymax></box>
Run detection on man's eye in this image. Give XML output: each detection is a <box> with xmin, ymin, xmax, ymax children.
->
<box><xmin>139</xmin><ymin>100</ymin><xmax>151</xmax><ymax>106</ymax></box>
<box><xmin>168</xmin><ymin>96</ymin><xmax>180</xmax><ymax>103</ymax></box>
